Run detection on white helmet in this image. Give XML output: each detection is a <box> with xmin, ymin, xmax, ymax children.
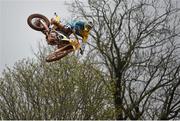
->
<box><xmin>86</xmin><ymin>21</ymin><xmax>93</xmax><ymax>29</ymax></box>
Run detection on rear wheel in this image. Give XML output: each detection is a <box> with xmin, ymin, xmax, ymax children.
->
<box><xmin>27</xmin><ymin>14</ymin><xmax>50</xmax><ymax>31</ymax></box>
<box><xmin>46</xmin><ymin>48</ymin><xmax>73</xmax><ymax>62</ymax></box>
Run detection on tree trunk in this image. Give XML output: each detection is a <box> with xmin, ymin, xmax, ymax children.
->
<box><xmin>114</xmin><ymin>74</ymin><xmax>123</xmax><ymax>120</ymax></box>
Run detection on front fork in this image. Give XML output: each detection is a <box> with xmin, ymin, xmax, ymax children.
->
<box><xmin>40</xmin><ymin>19</ymin><xmax>49</xmax><ymax>36</ymax></box>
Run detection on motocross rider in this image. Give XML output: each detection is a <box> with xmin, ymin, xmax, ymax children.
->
<box><xmin>50</xmin><ymin>15</ymin><xmax>93</xmax><ymax>55</ymax></box>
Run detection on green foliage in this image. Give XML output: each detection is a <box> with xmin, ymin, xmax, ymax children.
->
<box><xmin>0</xmin><ymin>55</ymin><xmax>113</xmax><ymax>120</ymax></box>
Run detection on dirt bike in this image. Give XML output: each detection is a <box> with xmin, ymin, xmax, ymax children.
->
<box><xmin>27</xmin><ymin>13</ymin><xmax>81</xmax><ymax>62</ymax></box>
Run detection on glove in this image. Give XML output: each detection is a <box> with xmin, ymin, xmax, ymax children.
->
<box><xmin>81</xmin><ymin>43</ymin><xmax>85</xmax><ymax>50</ymax></box>
<box><xmin>80</xmin><ymin>43</ymin><xmax>85</xmax><ymax>55</ymax></box>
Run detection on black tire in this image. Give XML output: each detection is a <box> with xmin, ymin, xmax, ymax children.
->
<box><xmin>27</xmin><ymin>14</ymin><xmax>50</xmax><ymax>31</ymax></box>
<box><xmin>46</xmin><ymin>49</ymin><xmax>73</xmax><ymax>62</ymax></box>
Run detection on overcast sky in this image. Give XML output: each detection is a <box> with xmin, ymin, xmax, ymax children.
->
<box><xmin>0</xmin><ymin>0</ymin><xmax>73</xmax><ymax>74</ymax></box>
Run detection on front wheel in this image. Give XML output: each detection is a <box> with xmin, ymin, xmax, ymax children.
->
<box><xmin>46</xmin><ymin>48</ymin><xmax>73</xmax><ymax>62</ymax></box>
<box><xmin>27</xmin><ymin>14</ymin><xmax>50</xmax><ymax>31</ymax></box>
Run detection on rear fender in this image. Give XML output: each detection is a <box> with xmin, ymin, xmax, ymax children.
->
<box><xmin>69</xmin><ymin>39</ymin><xmax>81</xmax><ymax>50</ymax></box>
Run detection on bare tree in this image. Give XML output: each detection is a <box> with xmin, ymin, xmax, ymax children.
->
<box><xmin>70</xmin><ymin>0</ymin><xmax>180</xmax><ymax>119</ymax></box>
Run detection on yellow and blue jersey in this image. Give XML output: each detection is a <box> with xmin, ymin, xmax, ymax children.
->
<box><xmin>67</xmin><ymin>20</ymin><xmax>90</xmax><ymax>42</ymax></box>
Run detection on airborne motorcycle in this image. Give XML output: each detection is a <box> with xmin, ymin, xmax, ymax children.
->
<box><xmin>27</xmin><ymin>13</ymin><xmax>81</xmax><ymax>62</ymax></box>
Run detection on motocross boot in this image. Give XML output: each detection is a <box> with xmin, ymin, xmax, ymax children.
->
<box><xmin>51</xmin><ymin>18</ymin><xmax>64</xmax><ymax>31</ymax></box>
<box><xmin>51</xmin><ymin>18</ymin><xmax>73</xmax><ymax>36</ymax></box>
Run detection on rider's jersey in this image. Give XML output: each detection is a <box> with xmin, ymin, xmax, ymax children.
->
<box><xmin>67</xmin><ymin>20</ymin><xmax>90</xmax><ymax>43</ymax></box>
